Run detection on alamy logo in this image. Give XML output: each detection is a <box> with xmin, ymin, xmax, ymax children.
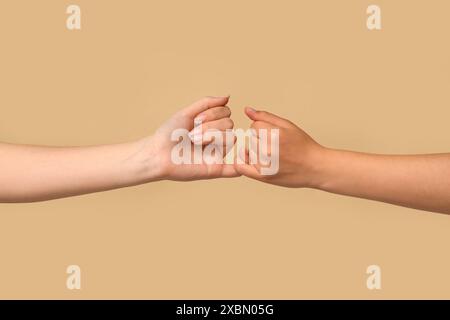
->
<box><xmin>66</xmin><ymin>5</ymin><xmax>81</xmax><ymax>30</ymax></box>
<box><xmin>366</xmin><ymin>5</ymin><xmax>381</xmax><ymax>30</ymax></box>
<box><xmin>171</xmin><ymin>120</ymin><xmax>280</xmax><ymax>175</ymax></box>
<box><xmin>366</xmin><ymin>265</ymin><xmax>381</xmax><ymax>290</ymax></box>
<box><xmin>66</xmin><ymin>265</ymin><xmax>81</xmax><ymax>290</ymax></box>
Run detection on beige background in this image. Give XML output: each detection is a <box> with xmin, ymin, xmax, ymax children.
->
<box><xmin>0</xmin><ymin>0</ymin><xmax>450</xmax><ymax>299</ymax></box>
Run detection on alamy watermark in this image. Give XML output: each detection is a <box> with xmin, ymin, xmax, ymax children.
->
<box><xmin>170</xmin><ymin>120</ymin><xmax>280</xmax><ymax>175</ymax></box>
<box><xmin>66</xmin><ymin>264</ymin><xmax>81</xmax><ymax>290</ymax></box>
<box><xmin>66</xmin><ymin>5</ymin><xmax>81</xmax><ymax>30</ymax></box>
<box><xmin>366</xmin><ymin>264</ymin><xmax>381</xmax><ymax>290</ymax></box>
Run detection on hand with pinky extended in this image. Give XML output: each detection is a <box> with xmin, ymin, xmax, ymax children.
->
<box><xmin>233</xmin><ymin>107</ymin><xmax>324</xmax><ymax>188</ymax></box>
<box><xmin>141</xmin><ymin>96</ymin><xmax>240</xmax><ymax>181</ymax></box>
<box><xmin>233</xmin><ymin>106</ymin><xmax>450</xmax><ymax>214</ymax></box>
<box><xmin>0</xmin><ymin>96</ymin><xmax>240</xmax><ymax>203</ymax></box>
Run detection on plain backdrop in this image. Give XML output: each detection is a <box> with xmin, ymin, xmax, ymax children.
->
<box><xmin>0</xmin><ymin>0</ymin><xmax>450</xmax><ymax>299</ymax></box>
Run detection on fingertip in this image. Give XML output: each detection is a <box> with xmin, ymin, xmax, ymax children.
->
<box><xmin>244</xmin><ymin>107</ymin><xmax>257</xmax><ymax>120</ymax></box>
<box><xmin>212</xmin><ymin>95</ymin><xmax>230</xmax><ymax>102</ymax></box>
<box><xmin>245</xmin><ymin>106</ymin><xmax>256</xmax><ymax>114</ymax></box>
<box><xmin>233</xmin><ymin>162</ymin><xmax>243</xmax><ymax>175</ymax></box>
<box><xmin>205</xmin><ymin>95</ymin><xmax>230</xmax><ymax>109</ymax></box>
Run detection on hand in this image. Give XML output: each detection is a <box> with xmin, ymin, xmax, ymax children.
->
<box><xmin>138</xmin><ymin>96</ymin><xmax>240</xmax><ymax>181</ymax></box>
<box><xmin>234</xmin><ymin>107</ymin><xmax>326</xmax><ymax>188</ymax></box>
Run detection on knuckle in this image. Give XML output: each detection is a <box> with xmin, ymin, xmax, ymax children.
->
<box><xmin>179</xmin><ymin>109</ymin><xmax>190</xmax><ymax>118</ymax></box>
<box><xmin>212</xmin><ymin>108</ymin><xmax>222</xmax><ymax>116</ymax></box>
<box><xmin>225</xmin><ymin>118</ymin><xmax>234</xmax><ymax>128</ymax></box>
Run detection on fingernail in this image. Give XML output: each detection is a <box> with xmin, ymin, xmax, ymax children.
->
<box><xmin>194</xmin><ymin>114</ymin><xmax>205</xmax><ymax>125</ymax></box>
<box><xmin>247</xmin><ymin>107</ymin><xmax>256</xmax><ymax>113</ymax></box>
<box><xmin>194</xmin><ymin>117</ymin><xmax>205</xmax><ymax>127</ymax></box>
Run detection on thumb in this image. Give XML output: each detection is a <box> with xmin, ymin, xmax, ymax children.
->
<box><xmin>244</xmin><ymin>107</ymin><xmax>289</xmax><ymax>128</ymax></box>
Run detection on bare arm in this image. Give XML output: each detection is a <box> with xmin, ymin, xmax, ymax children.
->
<box><xmin>234</xmin><ymin>108</ymin><xmax>450</xmax><ymax>214</ymax></box>
<box><xmin>0</xmin><ymin>140</ymin><xmax>158</xmax><ymax>202</ymax></box>
<box><xmin>0</xmin><ymin>96</ymin><xmax>238</xmax><ymax>203</ymax></box>
<box><xmin>315</xmin><ymin>150</ymin><xmax>450</xmax><ymax>214</ymax></box>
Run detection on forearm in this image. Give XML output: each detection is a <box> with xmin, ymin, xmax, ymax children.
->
<box><xmin>312</xmin><ymin>148</ymin><xmax>450</xmax><ymax>214</ymax></box>
<box><xmin>0</xmin><ymin>138</ymin><xmax>160</xmax><ymax>202</ymax></box>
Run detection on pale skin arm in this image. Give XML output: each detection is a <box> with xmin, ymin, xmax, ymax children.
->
<box><xmin>0</xmin><ymin>96</ymin><xmax>239</xmax><ymax>203</ymax></box>
<box><xmin>234</xmin><ymin>108</ymin><xmax>450</xmax><ymax>214</ymax></box>
<box><xmin>0</xmin><ymin>141</ymin><xmax>156</xmax><ymax>203</ymax></box>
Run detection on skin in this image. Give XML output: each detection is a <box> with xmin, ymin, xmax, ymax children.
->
<box><xmin>0</xmin><ymin>96</ymin><xmax>239</xmax><ymax>203</ymax></box>
<box><xmin>2</xmin><ymin>98</ymin><xmax>450</xmax><ymax>214</ymax></box>
<box><xmin>234</xmin><ymin>107</ymin><xmax>450</xmax><ymax>214</ymax></box>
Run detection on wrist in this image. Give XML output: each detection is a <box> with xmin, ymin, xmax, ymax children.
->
<box><xmin>127</xmin><ymin>136</ymin><xmax>166</xmax><ymax>184</ymax></box>
<box><xmin>304</xmin><ymin>146</ymin><xmax>337</xmax><ymax>190</ymax></box>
